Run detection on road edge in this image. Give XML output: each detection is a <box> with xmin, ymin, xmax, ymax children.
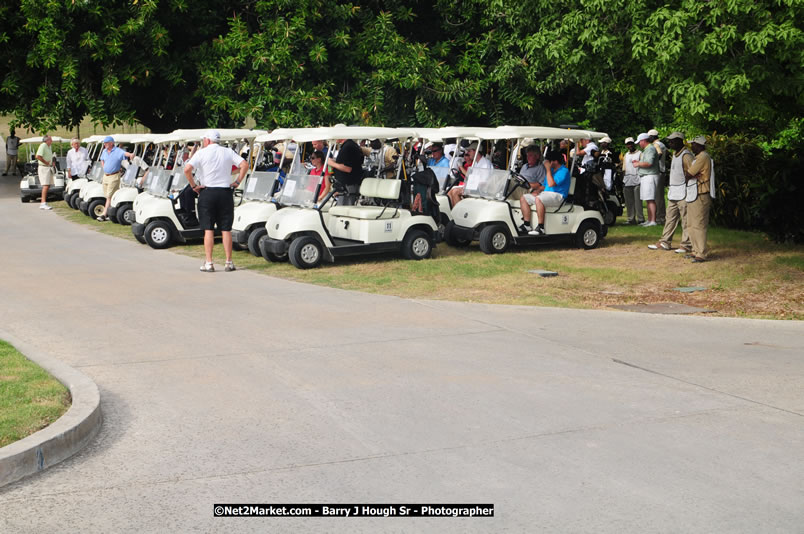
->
<box><xmin>0</xmin><ymin>329</ymin><xmax>102</xmax><ymax>488</ymax></box>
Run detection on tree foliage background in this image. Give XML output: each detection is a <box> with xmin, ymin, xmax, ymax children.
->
<box><xmin>1</xmin><ymin>0</ymin><xmax>801</xmax><ymax>143</ymax></box>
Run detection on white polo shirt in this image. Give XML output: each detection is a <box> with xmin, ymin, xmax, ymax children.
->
<box><xmin>186</xmin><ymin>143</ymin><xmax>244</xmax><ymax>188</ymax></box>
<box><xmin>66</xmin><ymin>146</ymin><xmax>90</xmax><ymax>177</ymax></box>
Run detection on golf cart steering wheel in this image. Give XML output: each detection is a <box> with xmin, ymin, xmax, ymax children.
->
<box><xmin>510</xmin><ymin>171</ymin><xmax>530</xmax><ymax>189</ymax></box>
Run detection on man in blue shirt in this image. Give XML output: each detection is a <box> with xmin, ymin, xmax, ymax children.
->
<box><xmin>426</xmin><ymin>143</ymin><xmax>449</xmax><ymax>168</ymax></box>
<box><xmin>97</xmin><ymin>136</ymin><xmax>134</xmax><ymax>221</ymax></box>
<box><xmin>526</xmin><ymin>150</ymin><xmax>569</xmax><ymax>235</ymax></box>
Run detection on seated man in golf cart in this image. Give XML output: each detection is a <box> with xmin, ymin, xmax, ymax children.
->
<box><xmin>519</xmin><ymin>150</ymin><xmax>570</xmax><ymax>235</ymax></box>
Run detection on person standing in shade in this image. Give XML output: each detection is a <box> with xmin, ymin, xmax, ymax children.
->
<box><xmin>648</xmin><ymin>129</ymin><xmax>668</xmax><ymax>224</ymax></box>
<box><xmin>4</xmin><ymin>129</ymin><xmax>20</xmax><ymax>176</ymax></box>
<box><xmin>620</xmin><ymin>137</ymin><xmax>643</xmax><ymax>224</ymax></box>
<box><xmin>34</xmin><ymin>136</ymin><xmax>56</xmax><ymax>210</ymax></box>
<box><xmin>97</xmin><ymin>136</ymin><xmax>135</xmax><ymax>221</ymax></box>
<box><xmin>185</xmin><ymin>130</ymin><xmax>248</xmax><ymax>273</ymax></box>
<box><xmin>684</xmin><ymin>136</ymin><xmax>716</xmax><ymax>263</ymax></box>
<box><xmin>632</xmin><ymin>133</ymin><xmax>659</xmax><ymax>226</ymax></box>
<box><xmin>65</xmin><ymin>138</ymin><xmax>89</xmax><ymax>181</ymax></box>
<box><xmin>649</xmin><ymin>132</ymin><xmax>692</xmax><ymax>252</ymax></box>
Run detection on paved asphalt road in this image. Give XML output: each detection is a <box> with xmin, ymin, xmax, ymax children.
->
<box><xmin>0</xmin><ymin>172</ymin><xmax>802</xmax><ymax>533</ymax></box>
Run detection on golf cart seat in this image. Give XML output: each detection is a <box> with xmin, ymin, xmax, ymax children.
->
<box><xmin>329</xmin><ymin>178</ymin><xmax>401</xmax><ymax>219</ymax></box>
<box><xmin>516</xmin><ymin>176</ymin><xmax>577</xmax><ymax>214</ymax></box>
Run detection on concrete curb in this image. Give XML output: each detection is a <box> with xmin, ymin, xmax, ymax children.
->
<box><xmin>0</xmin><ymin>330</ymin><xmax>102</xmax><ymax>488</ymax></box>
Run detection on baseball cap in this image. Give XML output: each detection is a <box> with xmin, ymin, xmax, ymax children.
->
<box><xmin>636</xmin><ymin>133</ymin><xmax>650</xmax><ymax>143</ymax></box>
<box><xmin>103</xmin><ymin>136</ymin><xmax>114</xmax><ymax>143</ymax></box>
<box><xmin>465</xmin><ymin>142</ymin><xmax>478</xmax><ymax>152</ymax></box>
<box><xmin>624</xmin><ymin>137</ymin><xmax>635</xmax><ymax>144</ymax></box>
<box><xmin>204</xmin><ymin>130</ymin><xmax>221</xmax><ymax>142</ymax></box>
<box><xmin>647</xmin><ymin>128</ymin><xmax>659</xmax><ymax>136</ymax></box>
<box><xmin>600</xmin><ymin>136</ymin><xmax>612</xmax><ymax>143</ymax></box>
<box><xmin>692</xmin><ymin>135</ymin><xmax>707</xmax><ymax>146</ymax></box>
<box><xmin>666</xmin><ymin>131</ymin><xmax>685</xmax><ymax>141</ymax></box>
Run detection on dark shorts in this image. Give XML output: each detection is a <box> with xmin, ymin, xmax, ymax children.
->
<box><xmin>197</xmin><ymin>187</ymin><xmax>234</xmax><ymax>231</ymax></box>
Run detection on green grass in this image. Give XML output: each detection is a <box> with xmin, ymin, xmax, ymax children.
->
<box><xmin>0</xmin><ymin>340</ymin><xmax>70</xmax><ymax>448</ymax></box>
<box><xmin>52</xmin><ymin>200</ymin><xmax>804</xmax><ymax>319</ymax></box>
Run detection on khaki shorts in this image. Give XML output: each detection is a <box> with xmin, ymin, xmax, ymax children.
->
<box><xmin>102</xmin><ymin>173</ymin><xmax>121</xmax><ymax>198</ymax></box>
<box><xmin>38</xmin><ymin>165</ymin><xmax>55</xmax><ymax>185</ymax></box>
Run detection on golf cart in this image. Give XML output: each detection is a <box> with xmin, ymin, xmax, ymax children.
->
<box><xmin>260</xmin><ymin>126</ymin><xmax>439</xmax><ymax>269</ymax></box>
<box><xmin>63</xmin><ymin>135</ymin><xmax>105</xmax><ymax>209</ymax></box>
<box><xmin>131</xmin><ymin>129</ymin><xmax>265</xmax><ymax>249</ymax></box>
<box><xmin>446</xmin><ymin>126</ymin><xmax>609</xmax><ymax>254</ymax></box>
<box><xmin>19</xmin><ymin>136</ymin><xmax>68</xmax><ymax>202</ymax></box>
<box><xmin>107</xmin><ymin>134</ymin><xmax>161</xmax><ymax>224</ymax></box>
<box><xmin>231</xmin><ymin>128</ymin><xmax>312</xmax><ymax>256</ymax></box>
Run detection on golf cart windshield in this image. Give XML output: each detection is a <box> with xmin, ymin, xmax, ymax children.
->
<box><xmin>148</xmin><ymin>169</ymin><xmax>171</xmax><ymax>197</ymax></box>
<box><xmin>243</xmin><ymin>171</ymin><xmax>280</xmax><ymax>201</ymax></box>
<box><xmin>277</xmin><ymin>172</ymin><xmax>320</xmax><ymax>207</ymax></box>
<box><xmin>463</xmin><ymin>167</ymin><xmax>510</xmax><ymax>200</ymax></box>
<box><xmin>169</xmin><ymin>167</ymin><xmax>189</xmax><ymax>193</ymax></box>
<box><xmin>89</xmin><ymin>163</ymin><xmax>104</xmax><ymax>183</ymax></box>
<box><xmin>121</xmin><ymin>164</ymin><xmax>140</xmax><ymax>187</ymax></box>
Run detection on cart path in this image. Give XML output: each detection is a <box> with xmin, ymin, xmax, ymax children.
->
<box><xmin>0</xmin><ymin>175</ymin><xmax>803</xmax><ymax>533</ymax></box>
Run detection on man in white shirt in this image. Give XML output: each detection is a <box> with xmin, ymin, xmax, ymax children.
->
<box><xmin>648</xmin><ymin>128</ymin><xmax>667</xmax><ymax>223</ymax></box>
<box><xmin>65</xmin><ymin>138</ymin><xmax>89</xmax><ymax>180</ymax></box>
<box><xmin>185</xmin><ymin>130</ymin><xmax>248</xmax><ymax>273</ymax></box>
<box><xmin>577</xmin><ymin>137</ymin><xmax>599</xmax><ymax>173</ymax></box>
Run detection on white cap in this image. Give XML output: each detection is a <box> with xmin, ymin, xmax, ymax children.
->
<box><xmin>692</xmin><ymin>135</ymin><xmax>707</xmax><ymax>146</ymax></box>
<box><xmin>648</xmin><ymin>128</ymin><xmax>659</xmax><ymax>136</ymax></box>
<box><xmin>636</xmin><ymin>133</ymin><xmax>650</xmax><ymax>143</ymax></box>
<box><xmin>204</xmin><ymin>130</ymin><xmax>220</xmax><ymax>142</ymax></box>
<box><xmin>600</xmin><ymin>136</ymin><xmax>612</xmax><ymax>143</ymax></box>
<box><xmin>624</xmin><ymin>137</ymin><xmax>635</xmax><ymax>144</ymax></box>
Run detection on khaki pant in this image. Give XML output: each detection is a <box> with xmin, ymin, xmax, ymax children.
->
<box><xmin>659</xmin><ymin>199</ymin><xmax>690</xmax><ymax>250</ymax></box>
<box><xmin>623</xmin><ymin>184</ymin><xmax>643</xmax><ymax>223</ymax></box>
<box><xmin>102</xmin><ymin>172</ymin><xmax>121</xmax><ymax>199</ymax></box>
<box><xmin>686</xmin><ymin>194</ymin><xmax>712</xmax><ymax>259</ymax></box>
<box><xmin>4</xmin><ymin>154</ymin><xmax>18</xmax><ymax>174</ymax></box>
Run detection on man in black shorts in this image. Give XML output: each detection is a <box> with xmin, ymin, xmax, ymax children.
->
<box><xmin>185</xmin><ymin>130</ymin><xmax>248</xmax><ymax>272</ymax></box>
<box><xmin>327</xmin><ymin>135</ymin><xmax>364</xmax><ymax>205</ymax></box>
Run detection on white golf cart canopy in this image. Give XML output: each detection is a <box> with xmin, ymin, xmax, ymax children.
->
<box><xmin>171</xmin><ymin>128</ymin><xmax>268</xmax><ymax>142</ymax></box>
<box><xmin>494</xmin><ymin>125</ymin><xmax>609</xmax><ymax>141</ymax></box>
<box><xmin>19</xmin><ymin>136</ymin><xmax>67</xmax><ymax>144</ymax></box>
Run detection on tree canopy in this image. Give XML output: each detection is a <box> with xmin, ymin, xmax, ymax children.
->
<box><xmin>2</xmin><ymin>0</ymin><xmax>801</xmax><ymax>142</ymax></box>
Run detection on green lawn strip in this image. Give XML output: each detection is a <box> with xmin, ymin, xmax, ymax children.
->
<box><xmin>0</xmin><ymin>340</ymin><xmax>70</xmax><ymax>448</ymax></box>
<box><xmin>53</xmin><ymin>201</ymin><xmax>804</xmax><ymax>319</ymax></box>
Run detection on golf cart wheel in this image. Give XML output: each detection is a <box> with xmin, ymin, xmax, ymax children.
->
<box><xmin>144</xmin><ymin>220</ymin><xmax>173</xmax><ymax>249</ymax></box>
<box><xmin>445</xmin><ymin>220</ymin><xmax>470</xmax><ymax>247</ymax></box>
<box><xmin>247</xmin><ymin>227</ymin><xmax>267</xmax><ymax>257</ymax></box>
<box><xmin>70</xmin><ymin>194</ymin><xmax>81</xmax><ymax>210</ymax></box>
<box><xmin>576</xmin><ymin>221</ymin><xmax>601</xmax><ymax>250</ymax></box>
<box><xmin>119</xmin><ymin>204</ymin><xmax>135</xmax><ymax>226</ymax></box>
<box><xmin>64</xmin><ymin>192</ymin><xmax>74</xmax><ymax>208</ymax></box>
<box><xmin>88</xmin><ymin>199</ymin><xmax>106</xmax><ymax>219</ymax></box>
<box><xmin>288</xmin><ymin>236</ymin><xmax>322</xmax><ymax>269</ymax></box>
<box><xmin>402</xmin><ymin>230</ymin><xmax>433</xmax><ymax>260</ymax></box>
<box><xmin>21</xmin><ymin>196</ymin><xmax>30</xmax><ymax>203</ymax></box>
<box><xmin>478</xmin><ymin>224</ymin><xmax>510</xmax><ymax>255</ymax></box>
<box><xmin>260</xmin><ymin>236</ymin><xmax>287</xmax><ymax>263</ymax></box>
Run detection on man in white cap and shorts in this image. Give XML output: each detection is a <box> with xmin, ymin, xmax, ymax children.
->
<box><xmin>632</xmin><ymin>133</ymin><xmax>659</xmax><ymax>226</ymax></box>
<box><xmin>185</xmin><ymin>130</ymin><xmax>248</xmax><ymax>272</ymax></box>
<box><xmin>34</xmin><ymin>135</ymin><xmax>56</xmax><ymax>210</ymax></box>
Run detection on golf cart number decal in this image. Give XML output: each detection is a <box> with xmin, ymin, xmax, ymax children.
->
<box><xmin>562</xmin><ymin>215</ymin><xmax>569</xmax><ymax>225</ymax></box>
<box><xmin>385</xmin><ymin>222</ymin><xmax>393</xmax><ymax>232</ymax></box>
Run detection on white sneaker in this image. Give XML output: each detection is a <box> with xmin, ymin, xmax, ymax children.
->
<box><xmin>641</xmin><ymin>221</ymin><xmax>657</xmax><ymax>227</ymax></box>
<box><xmin>199</xmin><ymin>262</ymin><xmax>215</xmax><ymax>273</ymax></box>
<box><xmin>39</xmin><ymin>203</ymin><xmax>52</xmax><ymax>210</ymax></box>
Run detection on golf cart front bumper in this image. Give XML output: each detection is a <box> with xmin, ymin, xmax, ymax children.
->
<box><xmin>262</xmin><ymin>238</ymin><xmax>289</xmax><ymax>257</ymax></box>
<box><xmin>231</xmin><ymin>229</ymin><xmax>248</xmax><ymax>246</ymax></box>
<box><xmin>107</xmin><ymin>205</ymin><xmax>118</xmax><ymax>220</ymax></box>
<box><xmin>79</xmin><ymin>200</ymin><xmax>88</xmax><ymax>212</ymax></box>
<box><xmin>132</xmin><ymin>222</ymin><xmax>145</xmax><ymax>240</ymax></box>
<box><xmin>450</xmin><ymin>224</ymin><xmax>476</xmax><ymax>242</ymax></box>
